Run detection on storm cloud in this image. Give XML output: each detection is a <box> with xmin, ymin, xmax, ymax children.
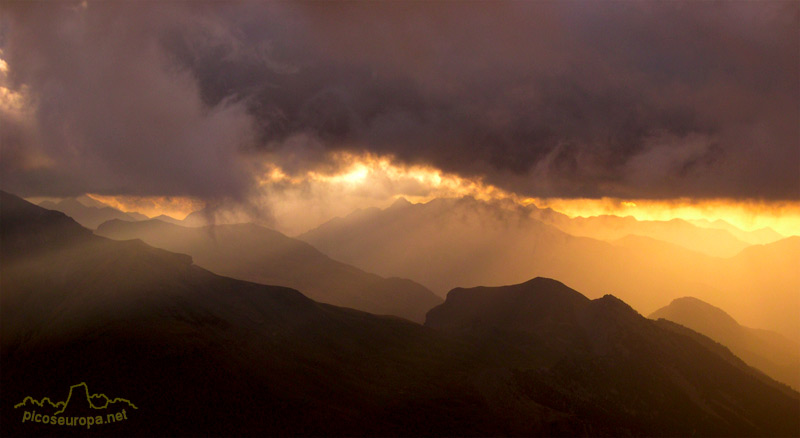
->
<box><xmin>1</xmin><ymin>1</ymin><xmax>797</xmax><ymax>201</ymax></box>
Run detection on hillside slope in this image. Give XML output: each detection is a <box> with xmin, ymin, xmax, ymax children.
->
<box><xmin>3</xmin><ymin>192</ymin><xmax>798</xmax><ymax>436</ymax></box>
<box><xmin>426</xmin><ymin>278</ymin><xmax>799</xmax><ymax>435</ymax></box>
<box><xmin>95</xmin><ymin>218</ymin><xmax>441</xmax><ymax>323</ymax></box>
<box><xmin>38</xmin><ymin>197</ymin><xmax>146</xmax><ymax>228</ymax></box>
<box><xmin>651</xmin><ymin>297</ymin><xmax>800</xmax><ymax>389</ymax></box>
<box><xmin>300</xmin><ymin>197</ymin><xmax>800</xmax><ymax>341</ymax></box>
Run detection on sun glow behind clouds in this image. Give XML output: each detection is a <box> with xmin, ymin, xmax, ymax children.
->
<box><xmin>528</xmin><ymin>197</ymin><xmax>799</xmax><ymax>237</ymax></box>
<box><xmin>88</xmin><ymin>152</ymin><xmax>798</xmax><ymax>237</ymax></box>
<box><xmin>86</xmin><ymin>194</ymin><xmax>205</xmax><ymax>220</ymax></box>
<box><xmin>261</xmin><ymin>152</ymin><xmax>512</xmax><ymax>203</ymax></box>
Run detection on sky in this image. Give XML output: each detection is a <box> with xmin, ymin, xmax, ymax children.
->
<box><xmin>1</xmin><ymin>1</ymin><xmax>798</xmax><ymax>234</ymax></box>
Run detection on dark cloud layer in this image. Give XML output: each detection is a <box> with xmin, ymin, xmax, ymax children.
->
<box><xmin>1</xmin><ymin>1</ymin><xmax>797</xmax><ymax>201</ymax></box>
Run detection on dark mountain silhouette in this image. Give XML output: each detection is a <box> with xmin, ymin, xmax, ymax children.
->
<box><xmin>425</xmin><ymin>278</ymin><xmax>799</xmax><ymax>435</ymax></box>
<box><xmin>1</xmin><ymin>191</ymin><xmax>477</xmax><ymax>435</ymax></box>
<box><xmin>3</xmin><ymin>195</ymin><xmax>92</xmax><ymax>258</ymax></box>
<box><xmin>2</xmin><ymin>191</ymin><xmax>798</xmax><ymax>436</ymax></box>
<box><xmin>38</xmin><ymin>197</ymin><xmax>147</xmax><ymax>229</ymax></box>
<box><xmin>651</xmin><ymin>297</ymin><xmax>800</xmax><ymax>389</ymax></box>
<box><xmin>95</xmin><ymin>218</ymin><xmax>441</xmax><ymax>322</ymax></box>
<box><xmin>300</xmin><ymin>197</ymin><xmax>800</xmax><ymax>341</ymax></box>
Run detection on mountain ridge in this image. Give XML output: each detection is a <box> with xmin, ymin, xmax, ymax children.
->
<box><xmin>36</xmin><ymin>197</ymin><xmax>147</xmax><ymax>229</ymax></box>
<box><xmin>651</xmin><ymin>296</ymin><xmax>800</xmax><ymax>389</ymax></box>
<box><xmin>3</xmin><ymin>191</ymin><xmax>799</xmax><ymax>436</ymax></box>
<box><xmin>95</xmin><ymin>217</ymin><xmax>442</xmax><ymax>323</ymax></box>
<box><xmin>300</xmin><ymin>196</ymin><xmax>800</xmax><ymax>340</ymax></box>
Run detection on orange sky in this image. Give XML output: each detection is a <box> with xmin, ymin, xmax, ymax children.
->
<box><xmin>85</xmin><ymin>194</ymin><xmax>205</xmax><ymax>221</ymax></box>
<box><xmin>78</xmin><ymin>153</ymin><xmax>799</xmax><ymax>237</ymax></box>
<box><xmin>525</xmin><ymin>197</ymin><xmax>799</xmax><ymax>237</ymax></box>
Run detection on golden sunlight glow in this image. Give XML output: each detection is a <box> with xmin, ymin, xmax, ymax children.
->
<box><xmin>526</xmin><ymin>197</ymin><xmax>799</xmax><ymax>237</ymax></box>
<box><xmin>250</xmin><ymin>151</ymin><xmax>527</xmax><ymax>234</ymax></box>
<box><xmin>83</xmin><ymin>152</ymin><xmax>798</xmax><ymax>237</ymax></box>
<box><xmin>311</xmin><ymin>163</ymin><xmax>369</xmax><ymax>185</ymax></box>
<box><xmin>0</xmin><ymin>75</ymin><xmax>53</xmax><ymax>170</ymax></box>
<box><xmin>86</xmin><ymin>194</ymin><xmax>204</xmax><ymax>220</ymax></box>
<box><xmin>259</xmin><ymin>152</ymin><xmax>799</xmax><ymax>237</ymax></box>
<box><xmin>258</xmin><ymin>151</ymin><xmax>514</xmax><ymax>203</ymax></box>
<box><xmin>0</xmin><ymin>85</ymin><xmax>29</xmax><ymax>113</ymax></box>
<box><xmin>0</xmin><ymin>53</ymin><xmax>32</xmax><ymax>116</ymax></box>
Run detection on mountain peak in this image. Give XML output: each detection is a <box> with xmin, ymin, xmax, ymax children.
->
<box><xmin>593</xmin><ymin>293</ymin><xmax>637</xmax><ymax>311</ymax></box>
<box><xmin>26</xmin><ymin>194</ymin><xmax>144</xmax><ymax>229</ymax></box>
<box><xmin>650</xmin><ymin>295</ymin><xmax>800</xmax><ymax>389</ymax></box>
<box><xmin>56</xmin><ymin>197</ymin><xmax>86</xmax><ymax>209</ymax></box>
<box><xmin>425</xmin><ymin>277</ymin><xmax>589</xmax><ymax>332</ymax></box>
<box><xmin>389</xmin><ymin>197</ymin><xmax>412</xmax><ymax>209</ymax></box>
<box><xmin>650</xmin><ymin>296</ymin><xmax>740</xmax><ymax>330</ymax></box>
<box><xmin>585</xmin><ymin>294</ymin><xmax>642</xmax><ymax>323</ymax></box>
<box><xmin>75</xmin><ymin>195</ymin><xmax>108</xmax><ymax>208</ymax></box>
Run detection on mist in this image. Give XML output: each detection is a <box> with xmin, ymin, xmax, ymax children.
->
<box><xmin>300</xmin><ymin>197</ymin><xmax>800</xmax><ymax>343</ymax></box>
<box><xmin>2</xmin><ymin>2</ymin><xmax>799</xmax><ymax>435</ymax></box>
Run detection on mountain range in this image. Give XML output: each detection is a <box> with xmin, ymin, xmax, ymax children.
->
<box><xmin>38</xmin><ymin>197</ymin><xmax>149</xmax><ymax>229</ymax></box>
<box><xmin>687</xmin><ymin>218</ymin><xmax>785</xmax><ymax>245</ymax></box>
<box><xmin>651</xmin><ymin>297</ymin><xmax>800</xmax><ymax>390</ymax></box>
<box><xmin>94</xmin><ymin>218</ymin><xmax>441</xmax><ymax>323</ymax></box>
<box><xmin>531</xmin><ymin>210</ymin><xmax>754</xmax><ymax>257</ymax></box>
<box><xmin>2</xmin><ymin>191</ymin><xmax>798</xmax><ymax>436</ymax></box>
<box><xmin>300</xmin><ymin>197</ymin><xmax>800</xmax><ymax>342</ymax></box>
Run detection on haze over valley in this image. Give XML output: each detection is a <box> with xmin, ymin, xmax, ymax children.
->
<box><xmin>1</xmin><ymin>1</ymin><xmax>798</xmax><ymax>436</ymax></box>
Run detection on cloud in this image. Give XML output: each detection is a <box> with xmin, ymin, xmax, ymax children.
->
<box><xmin>0</xmin><ymin>2</ymin><xmax>258</xmax><ymax>201</ymax></box>
<box><xmin>1</xmin><ymin>1</ymin><xmax>797</xmax><ymax>202</ymax></box>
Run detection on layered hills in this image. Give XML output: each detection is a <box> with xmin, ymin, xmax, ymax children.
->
<box><xmin>300</xmin><ymin>197</ymin><xmax>800</xmax><ymax>341</ymax></box>
<box><xmin>535</xmin><ymin>212</ymin><xmax>752</xmax><ymax>257</ymax></box>
<box><xmin>426</xmin><ymin>279</ymin><xmax>799</xmax><ymax>435</ymax></box>
<box><xmin>38</xmin><ymin>197</ymin><xmax>148</xmax><ymax>229</ymax></box>
<box><xmin>95</xmin><ymin>218</ymin><xmax>441</xmax><ymax>323</ymax></box>
<box><xmin>2</xmin><ymin>191</ymin><xmax>798</xmax><ymax>436</ymax></box>
<box><xmin>651</xmin><ymin>297</ymin><xmax>800</xmax><ymax>390</ymax></box>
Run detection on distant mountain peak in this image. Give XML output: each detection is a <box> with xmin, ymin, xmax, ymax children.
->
<box><xmin>651</xmin><ymin>297</ymin><xmax>741</xmax><ymax>329</ymax></box>
<box><xmin>94</xmin><ymin>214</ymin><xmax>441</xmax><ymax>322</ymax></box>
<box><xmin>650</xmin><ymin>295</ymin><xmax>800</xmax><ymax>389</ymax></box>
<box><xmin>154</xmin><ymin>214</ymin><xmax>180</xmax><ymax>221</ymax></box>
<box><xmin>389</xmin><ymin>197</ymin><xmax>412</xmax><ymax>209</ymax></box>
<box><xmin>28</xmin><ymin>194</ymin><xmax>147</xmax><ymax>229</ymax></box>
<box><xmin>37</xmin><ymin>200</ymin><xmax>58</xmax><ymax>209</ymax></box>
<box><xmin>56</xmin><ymin>197</ymin><xmax>85</xmax><ymax>209</ymax></box>
<box><xmin>75</xmin><ymin>194</ymin><xmax>108</xmax><ymax>208</ymax></box>
<box><xmin>649</xmin><ymin>297</ymin><xmax>746</xmax><ymax>351</ymax></box>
